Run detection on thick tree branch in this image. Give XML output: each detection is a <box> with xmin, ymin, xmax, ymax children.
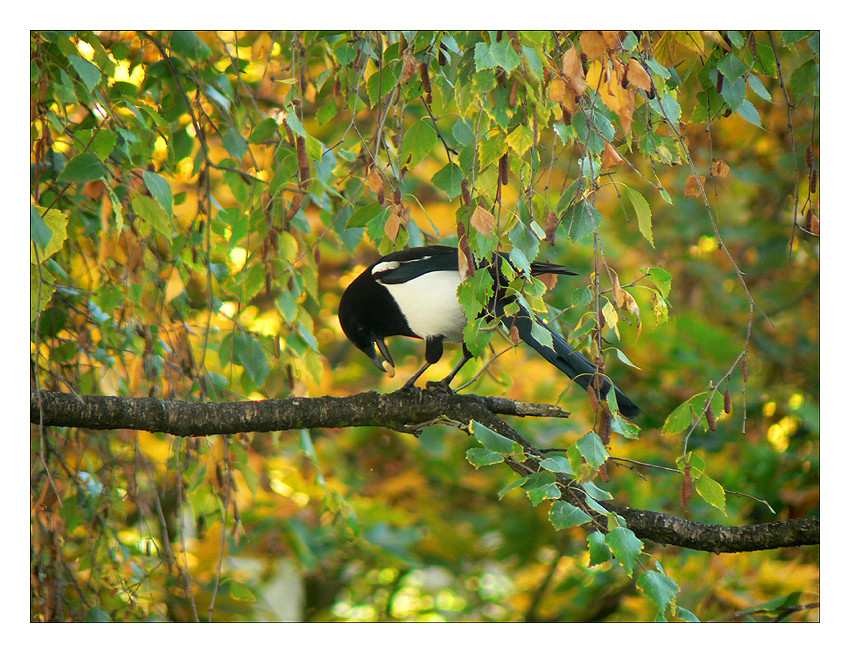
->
<box><xmin>30</xmin><ymin>389</ymin><xmax>819</xmax><ymax>554</ymax></box>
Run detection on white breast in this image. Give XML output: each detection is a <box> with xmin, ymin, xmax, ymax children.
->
<box><xmin>379</xmin><ymin>269</ymin><xmax>467</xmax><ymax>342</ymax></box>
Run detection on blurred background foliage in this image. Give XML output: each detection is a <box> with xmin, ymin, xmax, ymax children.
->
<box><xmin>30</xmin><ymin>30</ymin><xmax>818</xmax><ymax>622</ymax></box>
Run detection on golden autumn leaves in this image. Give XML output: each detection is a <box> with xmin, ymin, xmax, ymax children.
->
<box><xmin>549</xmin><ymin>31</ymin><xmax>653</xmax><ymax>171</ymax></box>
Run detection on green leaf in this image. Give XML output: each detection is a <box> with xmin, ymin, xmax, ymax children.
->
<box><xmin>478</xmin><ymin>133</ymin><xmax>507</xmax><ymax>169</ymax></box>
<box><xmin>523</xmin><ymin>470</ymin><xmax>561</xmax><ymax>506</ymax></box>
<box><xmin>85</xmin><ymin>607</ymin><xmax>111</xmax><ymax>623</ymax></box>
<box><xmin>539</xmin><ymin>455</ymin><xmax>573</xmax><ymax>475</ymax></box>
<box><xmin>31</xmin><ymin>206</ymin><xmax>53</xmax><ymax>249</ymax></box>
<box><xmin>565</xmin><ymin>201</ymin><xmax>601</xmax><ymax>241</ymax></box>
<box><xmin>695</xmin><ymin>472</ymin><xmax>727</xmax><ymax>515</ymax></box>
<box><xmin>637</xmin><ymin>570</ymin><xmax>679</xmax><ymax>615</ymax></box>
<box><xmin>250</xmin><ymin>117</ymin><xmax>280</xmax><ymax>144</ymax></box>
<box><xmin>676</xmin><ymin>607</ymin><xmax>700</xmax><ymax>623</ymax></box>
<box><xmin>131</xmin><ymin>194</ymin><xmax>170</xmax><ymax>237</ymax></box>
<box><xmin>284</xmin><ymin>110</ymin><xmax>308</xmax><ymax>138</ymax></box>
<box><xmin>647</xmin><ymin>267</ymin><xmax>672</xmax><ymax>299</ymax></box>
<box><xmin>662</xmin><ymin>399</ymin><xmax>693</xmax><ymax>435</ymax></box>
<box><xmin>747</xmin><ymin>74</ymin><xmax>771</xmax><ymax>101</ymax></box>
<box><xmin>57</xmin><ymin>153</ymin><xmax>104</xmax><ymax>184</ymax></box>
<box><xmin>432</xmin><ymin>162</ymin><xmax>464</xmax><ymax>199</ymax></box>
<box><xmin>605</xmin><ymin>526</ymin><xmax>644</xmax><ymax>575</ymax></box>
<box><xmin>576</xmin><ymin>432</ymin><xmax>608</xmax><ymax>468</ymax></box>
<box><xmin>228</xmin><ymin>579</ymin><xmax>257</xmax><ymax>602</ymax></box>
<box><xmin>587</xmin><ymin>531</ymin><xmax>612</xmax><ymax>566</ymax></box>
<box><xmin>466</xmin><ymin>447</ymin><xmax>504</xmax><ymax>468</ymax></box>
<box><xmin>508</xmin><ymin>220</ymin><xmax>539</xmax><ymax>272</ymax></box>
<box><xmin>170</xmin><ymin>31</ymin><xmax>211</xmax><ymax>60</ymax></box>
<box><xmin>400</xmin><ymin>119</ymin><xmax>437</xmax><ymax>167</ymax></box>
<box><xmin>790</xmin><ymin>59</ymin><xmax>818</xmax><ymax>101</ymax></box>
<box><xmin>472</xmin><ymin>421</ymin><xmax>518</xmax><ymax>455</ymax></box>
<box><xmin>346</xmin><ymin>202</ymin><xmax>385</xmax><ymax>228</ymax></box>
<box><xmin>67</xmin><ymin>54</ymin><xmax>102</xmax><ymax>91</ymax></box>
<box><xmin>142</xmin><ymin>171</ymin><xmax>173</xmax><ymax>215</ymax></box>
<box><xmin>505</xmin><ymin>125</ymin><xmax>534</xmax><ymax>157</ymax></box>
<box><xmin>781</xmin><ymin>31</ymin><xmax>813</xmax><ymax>45</ymax></box>
<box><xmin>549</xmin><ymin>501</ymin><xmax>591</xmax><ymax>530</ymax></box>
<box><xmin>451</xmin><ymin>118</ymin><xmax>475</xmax><ymax>147</ymax></box>
<box><xmin>581</xmin><ymin>480</ymin><xmax>613</xmax><ymax>501</ymax></box>
<box><xmin>622</xmin><ymin>186</ymin><xmax>653</xmax><ymax>247</ymax></box>
<box><xmin>473</xmin><ymin>42</ymin><xmax>497</xmax><ymax>71</ymax></box>
<box><xmin>220</xmin><ymin>333</ymin><xmax>270</xmax><ymax>385</ymax></box>
<box><xmin>717</xmin><ymin>54</ymin><xmax>747</xmax><ymax>80</ymax></box>
<box><xmin>497</xmin><ymin>476</ymin><xmax>528</xmax><ymax>498</ymax></box>
<box><xmin>736</xmin><ymin>99</ymin><xmax>762</xmax><ymax>127</ymax></box>
<box><xmin>222</xmin><ymin>128</ymin><xmax>247</xmax><ymax>160</ymax></box>
<box><xmin>489</xmin><ymin>40</ymin><xmax>521</xmax><ymax>73</ymax></box>
<box><xmin>649</xmin><ymin>92</ymin><xmax>682</xmax><ymax>125</ymax></box>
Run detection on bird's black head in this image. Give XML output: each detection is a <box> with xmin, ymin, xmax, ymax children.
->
<box><xmin>338</xmin><ymin>270</ymin><xmax>397</xmax><ymax>377</ymax></box>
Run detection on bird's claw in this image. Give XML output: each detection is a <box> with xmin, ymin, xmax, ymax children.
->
<box><xmin>425</xmin><ymin>379</ymin><xmax>455</xmax><ymax>394</ymax></box>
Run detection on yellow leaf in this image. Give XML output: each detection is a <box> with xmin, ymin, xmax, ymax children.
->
<box><xmin>548</xmin><ymin>76</ymin><xmax>567</xmax><ymax>103</ymax></box>
<box><xmin>602</xmin><ymin>300</ymin><xmax>620</xmax><ymax>338</ymax></box>
<box><xmin>165</xmin><ymin>266</ymin><xmax>185</xmax><ymax>304</ymax></box>
<box><xmin>31</xmin><ymin>205</ymin><xmax>69</xmax><ymax>261</ymax></box>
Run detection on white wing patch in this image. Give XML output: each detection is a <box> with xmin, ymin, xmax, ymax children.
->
<box><xmin>379</xmin><ymin>269</ymin><xmax>467</xmax><ymax>342</ymax></box>
<box><xmin>371</xmin><ymin>260</ymin><xmax>401</xmax><ymax>275</ymax></box>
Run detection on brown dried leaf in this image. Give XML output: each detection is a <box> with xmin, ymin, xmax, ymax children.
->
<box><xmin>538</xmin><ymin>273</ymin><xmax>558</xmax><ymax>292</ymax></box>
<box><xmin>400</xmin><ymin>50</ymin><xmax>419</xmax><ymax>85</ymax></box>
<box><xmin>470</xmin><ymin>205</ymin><xmax>496</xmax><ymax>236</ymax></box>
<box><xmin>627</xmin><ymin>58</ymin><xmax>652</xmax><ymax>92</ymax></box>
<box><xmin>602</xmin><ymin>31</ymin><xmax>625</xmax><ymax>50</ymax></box>
<box><xmin>710</xmin><ymin>159</ymin><xmax>730</xmax><ymax>178</ymax></box>
<box><xmin>602</xmin><ymin>141</ymin><xmax>624</xmax><ymax>169</ymax></box>
<box><xmin>384</xmin><ymin>209</ymin><xmax>401</xmax><ymax>241</ymax></box>
<box><xmin>622</xmin><ymin>290</ymin><xmax>640</xmax><ymax>317</ymax></box>
<box><xmin>598</xmin><ymin>462</ymin><xmax>609</xmax><ymax>482</ymax></box>
<box><xmin>367</xmin><ymin>168</ymin><xmax>383</xmax><ymax>195</ymax></box>
<box><xmin>684</xmin><ymin>175</ymin><xmax>705</xmax><ymax>198</ymax></box>
<box><xmin>561</xmin><ymin>47</ymin><xmax>587</xmax><ymax>95</ymax></box>
<box><xmin>611</xmin><ymin>271</ymin><xmax>624</xmax><ymax>306</ymax></box>
<box><xmin>579</xmin><ymin>31</ymin><xmax>608</xmax><ymax>61</ymax></box>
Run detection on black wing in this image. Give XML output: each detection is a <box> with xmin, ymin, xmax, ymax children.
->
<box><xmin>372</xmin><ymin>246</ymin><xmax>460</xmax><ymax>285</ymax></box>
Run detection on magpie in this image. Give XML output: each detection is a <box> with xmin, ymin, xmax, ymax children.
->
<box><xmin>338</xmin><ymin>245</ymin><xmax>640</xmax><ymax>417</ymax></box>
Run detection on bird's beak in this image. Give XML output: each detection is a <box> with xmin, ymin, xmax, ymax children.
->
<box><xmin>370</xmin><ymin>337</ymin><xmax>396</xmax><ymax>378</ymax></box>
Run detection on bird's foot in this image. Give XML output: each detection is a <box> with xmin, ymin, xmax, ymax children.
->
<box><xmin>425</xmin><ymin>379</ymin><xmax>455</xmax><ymax>394</ymax></box>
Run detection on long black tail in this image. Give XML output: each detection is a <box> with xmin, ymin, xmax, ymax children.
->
<box><xmin>500</xmin><ymin>303</ymin><xmax>641</xmax><ymax>418</ymax></box>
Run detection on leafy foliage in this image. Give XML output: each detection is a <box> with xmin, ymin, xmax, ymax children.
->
<box><xmin>31</xmin><ymin>30</ymin><xmax>818</xmax><ymax>622</ymax></box>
